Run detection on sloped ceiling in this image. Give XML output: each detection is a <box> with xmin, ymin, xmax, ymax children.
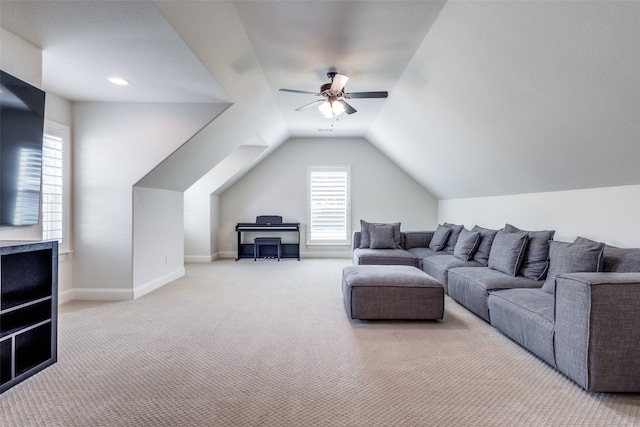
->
<box><xmin>2</xmin><ymin>1</ymin><xmax>639</xmax><ymax>199</ymax></box>
<box><xmin>368</xmin><ymin>1</ymin><xmax>640</xmax><ymax>199</ymax></box>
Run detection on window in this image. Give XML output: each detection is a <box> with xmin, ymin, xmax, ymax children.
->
<box><xmin>307</xmin><ymin>166</ymin><xmax>350</xmax><ymax>245</ymax></box>
<box><xmin>42</xmin><ymin>121</ymin><xmax>70</xmax><ymax>248</ymax></box>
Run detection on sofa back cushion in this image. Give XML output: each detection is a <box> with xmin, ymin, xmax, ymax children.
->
<box><xmin>428</xmin><ymin>224</ymin><xmax>451</xmax><ymax>251</ymax></box>
<box><xmin>504</xmin><ymin>224</ymin><xmax>555</xmax><ymax>280</ymax></box>
<box><xmin>488</xmin><ymin>230</ymin><xmax>529</xmax><ymax>276</ymax></box>
<box><xmin>541</xmin><ymin>240</ymin><xmax>605</xmax><ymax>294</ymax></box>
<box><xmin>471</xmin><ymin>225</ymin><xmax>499</xmax><ymax>266</ymax></box>
<box><xmin>453</xmin><ymin>228</ymin><xmax>481</xmax><ymax>261</ymax></box>
<box><xmin>603</xmin><ymin>245</ymin><xmax>640</xmax><ymax>273</ymax></box>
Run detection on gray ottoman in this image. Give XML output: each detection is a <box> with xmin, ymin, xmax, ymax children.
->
<box><xmin>342</xmin><ymin>265</ymin><xmax>444</xmax><ymax>320</ymax></box>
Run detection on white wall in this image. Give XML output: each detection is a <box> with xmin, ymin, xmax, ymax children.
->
<box><xmin>210</xmin><ymin>195</ymin><xmax>220</xmax><ymax>257</ymax></box>
<box><xmin>439</xmin><ymin>184</ymin><xmax>640</xmax><ymax>247</ymax></box>
<box><xmin>184</xmin><ymin>189</ymin><xmax>216</xmax><ymax>262</ymax></box>
<box><xmin>219</xmin><ymin>137</ymin><xmax>439</xmax><ymax>258</ymax></box>
<box><xmin>72</xmin><ymin>102</ymin><xmax>221</xmax><ymax>300</ymax></box>
<box><xmin>184</xmin><ymin>144</ymin><xmax>268</xmax><ymax>261</ymax></box>
<box><xmin>132</xmin><ymin>187</ymin><xmax>185</xmax><ymax>298</ymax></box>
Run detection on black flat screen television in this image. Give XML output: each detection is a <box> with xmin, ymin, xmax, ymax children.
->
<box><xmin>0</xmin><ymin>70</ymin><xmax>46</xmax><ymax>226</ymax></box>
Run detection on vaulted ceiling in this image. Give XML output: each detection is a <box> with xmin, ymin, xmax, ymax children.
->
<box><xmin>2</xmin><ymin>1</ymin><xmax>639</xmax><ymax>199</ymax></box>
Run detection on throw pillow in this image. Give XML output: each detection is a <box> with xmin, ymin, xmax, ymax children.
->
<box><xmin>573</xmin><ymin>236</ymin><xmax>605</xmax><ymax>270</ymax></box>
<box><xmin>541</xmin><ymin>240</ymin><xmax>605</xmax><ymax>294</ymax></box>
<box><xmin>359</xmin><ymin>220</ymin><xmax>372</xmax><ymax>248</ymax></box>
<box><xmin>453</xmin><ymin>228</ymin><xmax>481</xmax><ymax>261</ymax></box>
<box><xmin>471</xmin><ymin>225</ymin><xmax>499</xmax><ymax>266</ymax></box>
<box><xmin>369</xmin><ymin>223</ymin><xmax>397</xmax><ymax>249</ymax></box>
<box><xmin>428</xmin><ymin>224</ymin><xmax>451</xmax><ymax>251</ymax></box>
<box><xmin>359</xmin><ymin>220</ymin><xmax>402</xmax><ymax>249</ymax></box>
<box><xmin>487</xmin><ymin>230</ymin><xmax>529</xmax><ymax>276</ymax></box>
<box><xmin>443</xmin><ymin>223</ymin><xmax>464</xmax><ymax>253</ymax></box>
<box><xmin>504</xmin><ymin>224</ymin><xmax>556</xmax><ymax>280</ymax></box>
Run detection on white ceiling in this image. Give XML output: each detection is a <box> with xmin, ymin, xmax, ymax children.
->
<box><xmin>1</xmin><ymin>1</ymin><xmax>639</xmax><ymax>199</ymax></box>
<box><xmin>0</xmin><ymin>1</ymin><xmax>229</xmax><ymax>103</ymax></box>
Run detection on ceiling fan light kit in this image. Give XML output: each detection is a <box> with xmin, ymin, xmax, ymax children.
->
<box><xmin>319</xmin><ymin>99</ymin><xmax>346</xmax><ymax>118</ymax></box>
<box><xmin>280</xmin><ymin>71</ymin><xmax>388</xmax><ymax>118</ymax></box>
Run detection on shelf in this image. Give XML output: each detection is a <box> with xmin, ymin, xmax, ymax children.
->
<box><xmin>1</xmin><ymin>298</ymin><xmax>52</xmax><ymax>338</ymax></box>
<box><xmin>238</xmin><ymin>243</ymin><xmax>300</xmax><ymax>260</ymax></box>
<box><xmin>1</xmin><ymin>249</ymin><xmax>53</xmax><ymax>310</ymax></box>
<box><xmin>15</xmin><ymin>323</ymin><xmax>52</xmax><ymax>377</ymax></box>
<box><xmin>0</xmin><ymin>240</ymin><xmax>58</xmax><ymax>394</ymax></box>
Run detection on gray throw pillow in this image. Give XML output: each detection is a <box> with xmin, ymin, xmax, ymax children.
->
<box><xmin>471</xmin><ymin>225</ymin><xmax>499</xmax><ymax>266</ymax></box>
<box><xmin>369</xmin><ymin>224</ymin><xmax>397</xmax><ymax>249</ymax></box>
<box><xmin>541</xmin><ymin>240</ymin><xmax>605</xmax><ymax>294</ymax></box>
<box><xmin>504</xmin><ymin>224</ymin><xmax>555</xmax><ymax>280</ymax></box>
<box><xmin>573</xmin><ymin>236</ymin><xmax>605</xmax><ymax>270</ymax></box>
<box><xmin>453</xmin><ymin>228</ymin><xmax>481</xmax><ymax>261</ymax></box>
<box><xmin>360</xmin><ymin>220</ymin><xmax>402</xmax><ymax>249</ymax></box>
<box><xmin>487</xmin><ymin>230</ymin><xmax>529</xmax><ymax>276</ymax></box>
<box><xmin>429</xmin><ymin>224</ymin><xmax>451</xmax><ymax>251</ymax></box>
<box><xmin>443</xmin><ymin>223</ymin><xmax>464</xmax><ymax>253</ymax></box>
<box><xmin>359</xmin><ymin>220</ymin><xmax>372</xmax><ymax>248</ymax></box>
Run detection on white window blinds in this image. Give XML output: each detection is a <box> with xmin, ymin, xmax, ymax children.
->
<box><xmin>308</xmin><ymin>166</ymin><xmax>350</xmax><ymax>245</ymax></box>
<box><xmin>42</xmin><ymin>130</ymin><xmax>64</xmax><ymax>243</ymax></box>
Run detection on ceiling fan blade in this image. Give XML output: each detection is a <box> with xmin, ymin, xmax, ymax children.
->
<box><xmin>280</xmin><ymin>88</ymin><xmax>321</xmax><ymax>96</ymax></box>
<box><xmin>295</xmin><ymin>99</ymin><xmax>324</xmax><ymax>111</ymax></box>
<box><xmin>330</xmin><ymin>74</ymin><xmax>349</xmax><ymax>93</ymax></box>
<box><xmin>337</xmin><ymin>100</ymin><xmax>357</xmax><ymax>115</ymax></box>
<box><xmin>345</xmin><ymin>91</ymin><xmax>388</xmax><ymax>99</ymax></box>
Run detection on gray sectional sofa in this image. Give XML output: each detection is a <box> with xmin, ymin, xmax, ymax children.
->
<box><xmin>352</xmin><ymin>220</ymin><xmax>640</xmax><ymax>392</ymax></box>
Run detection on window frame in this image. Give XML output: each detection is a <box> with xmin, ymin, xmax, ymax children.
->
<box><xmin>306</xmin><ymin>165</ymin><xmax>351</xmax><ymax>246</ymax></box>
<box><xmin>42</xmin><ymin>120</ymin><xmax>71</xmax><ymax>252</ymax></box>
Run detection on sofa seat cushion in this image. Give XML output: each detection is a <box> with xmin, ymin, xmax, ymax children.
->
<box><xmin>407</xmin><ymin>247</ymin><xmax>451</xmax><ymax>270</ymax></box>
<box><xmin>447</xmin><ymin>267</ymin><xmax>544</xmax><ymax>322</ymax></box>
<box><xmin>421</xmin><ymin>254</ymin><xmax>483</xmax><ymax>293</ymax></box>
<box><xmin>353</xmin><ymin>248</ymin><xmax>418</xmax><ymax>267</ymax></box>
<box><xmin>488</xmin><ymin>288</ymin><xmax>556</xmax><ymax>367</ymax></box>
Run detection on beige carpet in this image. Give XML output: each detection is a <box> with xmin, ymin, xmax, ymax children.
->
<box><xmin>1</xmin><ymin>259</ymin><xmax>639</xmax><ymax>426</ymax></box>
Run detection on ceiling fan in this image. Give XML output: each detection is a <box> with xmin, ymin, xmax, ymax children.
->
<box><xmin>279</xmin><ymin>71</ymin><xmax>388</xmax><ymax>118</ymax></box>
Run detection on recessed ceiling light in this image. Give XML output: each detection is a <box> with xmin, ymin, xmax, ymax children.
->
<box><xmin>107</xmin><ymin>76</ymin><xmax>130</xmax><ymax>86</ymax></box>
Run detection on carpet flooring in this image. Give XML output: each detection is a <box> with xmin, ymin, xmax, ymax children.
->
<box><xmin>1</xmin><ymin>259</ymin><xmax>639</xmax><ymax>426</ymax></box>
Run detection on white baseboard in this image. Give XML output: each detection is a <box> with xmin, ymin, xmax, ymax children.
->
<box><xmin>219</xmin><ymin>251</ymin><xmax>238</xmax><ymax>259</ymax></box>
<box><xmin>64</xmin><ymin>268</ymin><xmax>186</xmax><ymax>302</ymax></box>
<box><xmin>69</xmin><ymin>287</ymin><xmax>134</xmax><ymax>301</ymax></box>
<box><xmin>302</xmin><ymin>251</ymin><xmax>351</xmax><ymax>258</ymax></box>
<box><xmin>133</xmin><ymin>267</ymin><xmax>185</xmax><ymax>299</ymax></box>
<box><xmin>184</xmin><ymin>254</ymin><xmax>218</xmax><ymax>263</ymax></box>
<box><xmin>58</xmin><ymin>289</ymin><xmax>74</xmax><ymax>305</ymax></box>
